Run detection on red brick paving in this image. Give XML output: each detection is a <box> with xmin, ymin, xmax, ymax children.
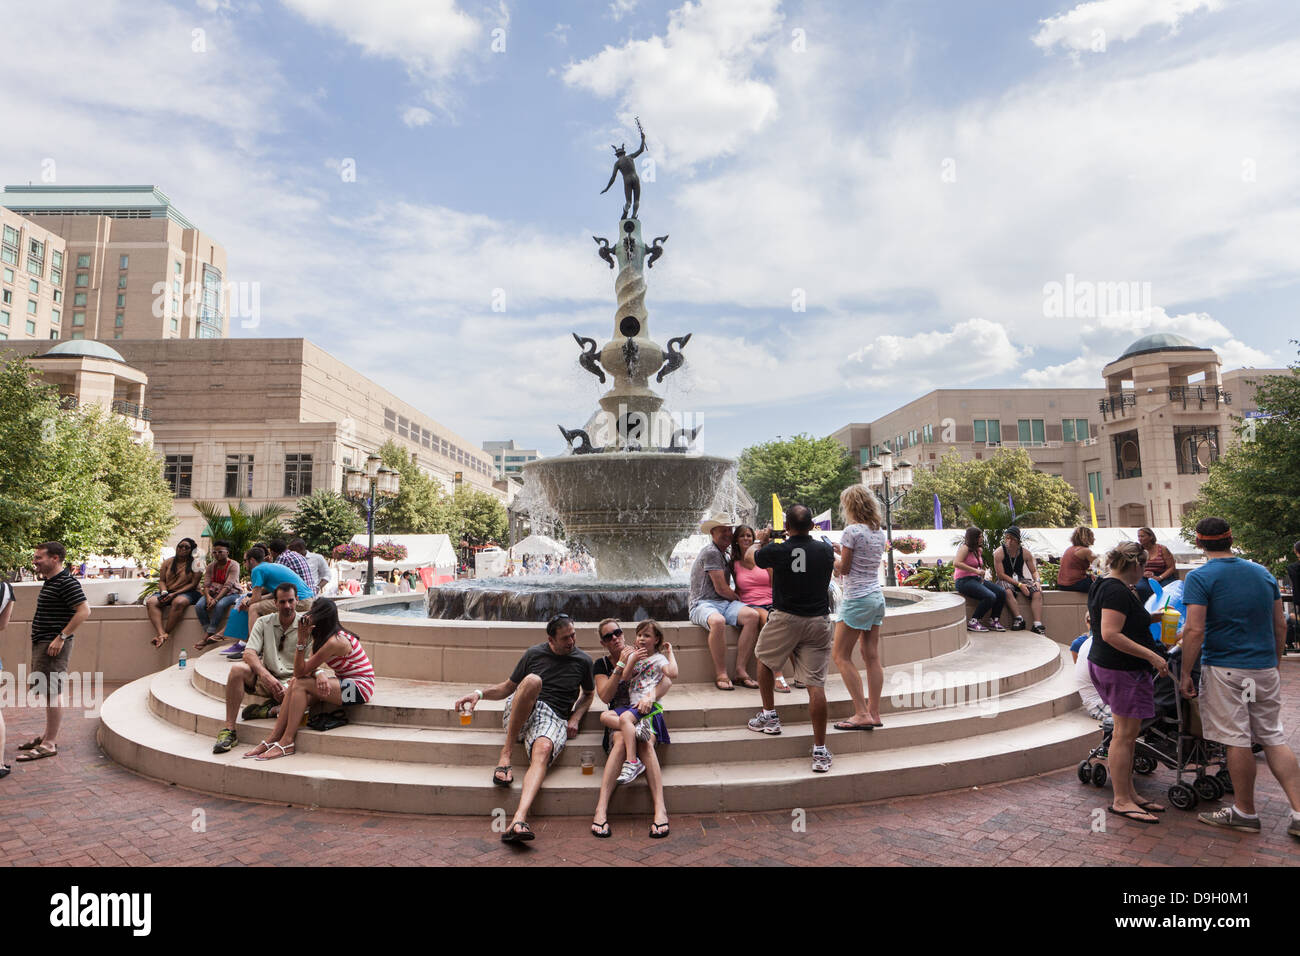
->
<box><xmin>2</xmin><ymin>666</ymin><xmax>1299</xmax><ymax>867</ymax></box>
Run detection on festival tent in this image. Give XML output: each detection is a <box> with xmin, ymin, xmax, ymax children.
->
<box><xmin>338</xmin><ymin>534</ymin><xmax>458</xmax><ymax>585</ymax></box>
<box><xmin>511</xmin><ymin>534</ymin><xmax>567</xmax><ymax>557</ymax></box>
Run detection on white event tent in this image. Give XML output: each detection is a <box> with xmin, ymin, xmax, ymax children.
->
<box><xmin>511</xmin><ymin>534</ymin><xmax>567</xmax><ymax>556</ymax></box>
<box><xmin>337</xmin><ymin>533</ymin><xmax>458</xmax><ymax>576</ymax></box>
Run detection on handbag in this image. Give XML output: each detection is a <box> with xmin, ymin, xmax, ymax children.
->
<box><xmin>306</xmin><ymin>708</ymin><xmax>350</xmax><ymax>732</ymax></box>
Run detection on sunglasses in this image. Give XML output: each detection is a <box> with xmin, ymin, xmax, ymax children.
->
<box><xmin>599</xmin><ymin>627</ymin><xmax>624</xmax><ymax>641</ymax></box>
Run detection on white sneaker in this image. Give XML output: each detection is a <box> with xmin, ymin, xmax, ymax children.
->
<box><xmin>617</xmin><ymin>759</ymin><xmax>645</xmax><ymax>785</ymax></box>
<box><xmin>635</xmin><ymin>716</ymin><xmax>654</xmax><ymax>742</ymax></box>
<box><xmin>747</xmin><ymin>710</ymin><xmax>782</xmax><ymax>735</ymax></box>
<box><xmin>812</xmin><ymin>747</ymin><xmax>833</xmax><ymax>773</ymax></box>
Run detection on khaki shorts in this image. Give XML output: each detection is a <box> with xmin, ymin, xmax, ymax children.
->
<box><xmin>241</xmin><ymin>669</ymin><xmax>283</xmax><ymax>698</ymax></box>
<box><xmin>755</xmin><ymin>610</ymin><xmax>832</xmax><ymax>688</ymax></box>
<box><xmin>1198</xmin><ymin>665</ymin><xmax>1286</xmax><ymax>749</ymax></box>
<box><xmin>30</xmin><ymin>638</ymin><xmax>73</xmax><ymax>697</ymax></box>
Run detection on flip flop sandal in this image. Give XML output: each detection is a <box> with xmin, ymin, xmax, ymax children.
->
<box><xmin>17</xmin><ymin>737</ymin><xmax>43</xmax><ymax>751</ymax></box>
<box><xmin>649</xmin><ymin>821</ymin><xmax>670</xmax><ymax>839</ymax></box>
<box><xmin>151</xmin><ymin>634</ymin><xmax>170</xmax><ymax>648</ymax></box>
<box><xmin>15</xmin><ymin>744</ymin><xmax>57</xmax><ymax>761</ymax></box>
<box><xmin>713</xmin><ymin>679</ymin><xmax>735</xmax><ymax>691</ymax></box>
<box><xmin>194</xmin><ymin>635</ymin><xmax>225</xmax><ymax>650</ymax></box>
<box><xmin>733</xmin><ymin>677</ymin><xmax>760</xmax><ymax>689</ymax></box>
<box><xmin>773</xmin><ymin>678</ymin><xmax>792</xmax><ymax>694</ymax></box>
<box><xmin>834</xmin><ymin>720</ymin><xmax>875</xmax><ymax>731</ymax></box>
<box><xmin>1138</xmin><ymin>801</ymin><xmax>1167</xmax><ymax>813</ymax></box>
<box><xmin>501</xmin><ymin>821</ymin><xmax>534</xmax><ymax>843</ymax></box>
<box><xmin>1107</xmin><ymin>806</ymin><xmax>1160</xmax><ymax>825</ymax></box>
<box><xmin>591</xmin><ymin>820</ymin><xmax>611</xmax><ymax>838</ymax></box>
<box><xmin>492</xmin><ymin>766</ymin><xmax>514</xmax><ymax>787</ymax></box>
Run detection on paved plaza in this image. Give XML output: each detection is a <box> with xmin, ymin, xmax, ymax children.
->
<box><xmin>4</xmin><ymin>663</ymin><xmax>1298</xmax><ymax>868</ymax></box>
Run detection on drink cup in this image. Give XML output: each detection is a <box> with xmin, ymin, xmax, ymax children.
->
<box><xmin>581</xmin><ymin>751</ymin><xmax>595</xmax><ymax>775</ymax></box>
<box><xmin>460</xmin><ymin>707</ymin><xmax>473</xmax><ymax>726</ymax></box>
<box><xmin>1161</xmin><ymin>607</ymin><xmax>1182</xmax><ymax>646</ymax></box>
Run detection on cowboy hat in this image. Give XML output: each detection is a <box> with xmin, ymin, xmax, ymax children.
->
<box><xmin>699</xmin><ymin>513</ymin><xmax>733</xmax><ymax>534</ymax></box>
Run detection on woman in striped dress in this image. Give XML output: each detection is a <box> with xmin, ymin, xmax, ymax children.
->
<box><xmin>245</xmin><ymin>599</ymin><xmax>375</xmax><ymax>760</ymax></box>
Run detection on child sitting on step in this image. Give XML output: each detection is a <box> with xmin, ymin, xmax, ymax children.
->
<box><xmin>602</xmin><ymin>618</ymin><xmax>677</xmax><ymax>785</ymax></box>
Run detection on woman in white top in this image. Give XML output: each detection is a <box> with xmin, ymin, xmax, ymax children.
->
<box><xmin>831</xmin><ymin>485</ymin><xmax>889</xmax><ymax>730</ymax></box>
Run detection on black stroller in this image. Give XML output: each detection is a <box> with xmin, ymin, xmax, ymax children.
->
<box><xmin>1077</xmin><ymin>645</ymin><xmax>1232</xmax><ymax>809</ymax></box>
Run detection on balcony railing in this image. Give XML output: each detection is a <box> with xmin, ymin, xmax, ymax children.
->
<box><xmin>112</xmin><ymin>400</ymin><xmax>152</xmax><ymax>421</ymax></box>
<box><xmin>1168</xmin><ymin>385</ymin><xmax>1231</xmax><ymax>409</ymax></box>
<box><xmin>1099</xmin><ymin>392</ymin><xmax>1137</xmax><ymax>418</ymax></box>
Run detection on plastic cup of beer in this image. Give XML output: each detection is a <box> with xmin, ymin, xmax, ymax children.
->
<box><xmin>581</xmin><ymin>751</ymin><xmax>595</xmax><ymax>775</ymax></box>
<box><xmin>460</xmin><ymin>704</ymin><xmax>473</xmax><ymax>726</ymax></box>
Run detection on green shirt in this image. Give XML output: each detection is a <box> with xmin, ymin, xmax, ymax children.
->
<box><xmin>245</xmin><ymin>611</ymin><xmax>307</xmax><ymax>680</ymax></box>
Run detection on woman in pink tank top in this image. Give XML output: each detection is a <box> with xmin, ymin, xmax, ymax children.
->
<box><xmin>245</xmin><ymin>599</ymin><xmax>375</xmax><ymax>760</ymax></box>
<box><xmin>731</xmin><ymin>526</ymin><xmax>795</xmax><ymax>692</ymax></box>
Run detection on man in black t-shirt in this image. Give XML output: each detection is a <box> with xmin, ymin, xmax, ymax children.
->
<box><xmin>748</xmin><ymin>505</ymin><xmax>837</xmax><ymax>773</ymax></box>
<box><xmin>17</xmin><ymin>542</ymin><xmax>90</xmax><ymax>763</ymax></box>
<box><xmin>454</xmin><ymin>614</ymin><xmax>594</xmax><ymax>843</ymax></box>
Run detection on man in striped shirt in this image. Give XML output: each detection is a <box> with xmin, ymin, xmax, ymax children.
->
<box><xmin>271</xmin><ymin>538</ymin><xmax>316</xmax><ymax>594</ymax></box>
<box><xmin>16</xmin><ymin>542</ymin><xmax>90</xmax><ymax>762</ymax></box>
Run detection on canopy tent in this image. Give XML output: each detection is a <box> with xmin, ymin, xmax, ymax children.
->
<box><xmin>337</xmin><ymin>534</ymin><xmax>457</xmax><ymax>572</ymax></box>
<box><xmin>511</xmin><ymin>534</ymin><xmax>567</xmax><ymax>557</ymax></box>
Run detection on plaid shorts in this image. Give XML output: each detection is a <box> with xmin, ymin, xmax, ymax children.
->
<box><xmin>502</xmin><ymin>695</ymin><xmax>569</xmax><ymax>764</ymax></box>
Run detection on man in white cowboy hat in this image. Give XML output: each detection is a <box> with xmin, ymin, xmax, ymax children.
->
<box><xmin>689</xmin><ymin>514</ymin><xmax>762</xmax><ymax>691</ymax></box>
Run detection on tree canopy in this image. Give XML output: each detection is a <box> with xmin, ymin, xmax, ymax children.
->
<box><xmin>738</xmin><ymin>434</ymin><xmax>860</xmax><ymax>521</ymax></box>
<box><xmin>891</xmin><ymin>448</ymin><xmax>1082</xmax><ymax>530</ymax></box>
<box><xmin>1182</xmin><ymin>351</ymin><xmax>1300</xmax><ymax>572</ymax></box>
<box><xmin>289</xmin><ymin>490</ymin><xmax>364</xmax><ymax>554</ymax></box>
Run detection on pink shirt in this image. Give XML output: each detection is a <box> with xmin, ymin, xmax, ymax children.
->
<box><xmin>954</xmin><ymin>547</ymin><xmax>983</xmax><ymax>580</ymax></box>
<box><xmin>734</xmin><ymin>561</ymin><xmax>773</xmax><ymax>606</ymax></box>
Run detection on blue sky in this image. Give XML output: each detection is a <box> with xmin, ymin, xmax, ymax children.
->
<box><xmin>3</xmin><ymin>0</ymin><xmax>1298</xmax><ymax>459</ymax></box>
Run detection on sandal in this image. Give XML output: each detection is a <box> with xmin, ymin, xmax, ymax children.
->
<box><xmin>649</xmin><ymin>821</ymin><xmax>670</xmax><ymax>839</ymax></box>
<box><xmin>492</xmin><ymin>766</ymin><xmax>514</xmax><ymax>787</ymax></box>
<box><xmin>17</xmin><ymin>737</ymin><xmax>43</xmax><ymax>751</ymax></box>
<box><xmin>713</xmin><ymin>678</ymin><xmax>735</xmax><ymax>691</ymax></box>
<box><xmin>1108</xmin><ymin>806</ymin><xmax>1159</xmax><ymax>825</ymax></box>
<box><xmin>15</xmin><ymin>743</ymin><xmax>57</xmax><ymax>761</ymax></box>
<box><xmin>151</xmin><ymin>633</ymin><xmax>170</xmax><ymax>648</ymax></box>
<box><xmin>243</xmin><ymin>740</ymin><xmax>272</xmax><ymax>759</ymax></box>
<box><xmin>834</xmin><ymin>719</ymin><xmax>875</xmax><ymax>731</ymax></box>
<box><xmin>1138</xmin><ymin>801</ymin><xmax>1167</xmax><ymax>813</ymax></box>
<box><xmin>774</xmin><ymin>677</ymin><xmax>792</xmax><ymax>694</ymax></box>
<box><xmin>194</xmin><ymin>634</ymin><xmax>225</xmax><ymax>651</ymax></box>
<box><xmin>733</xmin><ymin>676</ymin><xmax>760</xmax><ymax>689</ymax></box>
<box><xmin>591</xmin><ymin>820</ymin><xmax>611</xmax><ymax>838</ymax></box>
<box><xmin>501</xmin><ymin>821</ymin><xmax>534</xmax><ymax>843</ymax></box>
<box><xmin>256</xmin><ymin>742</ymin><xmax>295</xmax><ymax>761</ymax></box>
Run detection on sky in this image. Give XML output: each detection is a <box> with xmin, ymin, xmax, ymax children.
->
<box><xmin>2</xmin><ymin>0</ymin><xmax>1297</xmax><ymax>460</ymax></box>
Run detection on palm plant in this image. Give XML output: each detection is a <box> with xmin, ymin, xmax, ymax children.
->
<box><xmin>191</xmin><ymin>501</ymin><xmax>289</xmax><ymax>563</ymax></box>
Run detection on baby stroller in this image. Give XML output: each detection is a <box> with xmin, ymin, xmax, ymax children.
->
<box><xmin>1077</xmin><ymin>646</ymin><xmax>1232</xmax><ymax>809</ymax></box>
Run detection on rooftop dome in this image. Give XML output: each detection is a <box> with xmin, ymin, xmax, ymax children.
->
<box><xmin>1118</xmin><ymin>332</ymin><xmax>1202</xmax><ymax>360</ymax></box>
<box><xmin>38</xmin><ymin>340</ymin><xmax>127</xmax><ymax>363</ymax></box>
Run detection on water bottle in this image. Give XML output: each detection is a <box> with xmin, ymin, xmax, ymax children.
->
<box><xmin>178</xmin><ymin>649</ymin><xmax>188</xmax><ymax>669</ymax></box>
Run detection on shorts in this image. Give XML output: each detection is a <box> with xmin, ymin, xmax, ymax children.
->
<box><xmin>339</xmin><ymin>677</ymin><xmax>372</xmax><ymax>705</ymax></box>
<box><xmin>1198</xmin><ymin>665</ymin><xmax>1286</xmax><ymax>748</ymax></box>
<box><xmin>242</xmin><ymin>670</ymin><xmax>282</xmax><ymax>697</ymax></box>
<box><xmin>502</xmin><ymin>695</ymin><xmax>568</xmax><ymax>764</ymax></box>
<box><xmin>1087</xmin><ymin>662</ymin><xmax>1154</xmax><ymax>720</ymax></box>
<box><xmin>1001</xmin><ymin>580</ymin><xmax>1039</xmax><ymax>596</ymax></box>
<box><xmin>689</xmin><ymin>598</ymin><xmax>746</xmax><ymax>629</ymax></box>
<box><xmin>839</xmin><ymin>591</ymin><xmax>886</xmax><ymax>631</ymax></box>
<box><xmin>29</xmin><ymin>638</ymin><xmax>73</xmax><ymax>697</ymax></box>
<box><xmin>607</xmin><ymin>704</ymin><xmax>670</xmax><ymax>747</ymax></box>
<box><xmin>755</xmin><ymin>610</ymin><xmax>832</xmax><ymax>688</ymax></box>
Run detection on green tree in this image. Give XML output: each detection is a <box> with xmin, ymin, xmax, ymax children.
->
<box><xmin>374</xmin><ymin>440</ymin><xmax>451</xmax><ymax>534</ymax></box>
<box><xmin>0</xmin><ymin>352</ymin><xmax>67</xmax><ymax>568</ymax></box>
<box><xmin>448</xmin><ymin>485</ymin><xmax>508</xmax><ymax>546</ymax></box>
<box><xmin>93</xmin><ymin>409</ymin><xmax>176</xmax><ymax>563</ymax></box>
<box><xmin>892</xmin><ymin>448</ymin><xmax>1082</xmax><ymax>530</ymax></box>
<box><xmin>738</xmin><ymin>434</ymin><xmax>860</xmax><ymax>520</ymax></box>
<box><xmin>1182</xmin><ymin>354</ymin><xmax>1300</xmax><ymax>572</ymax></box>
<box><xmin>192</xmin><ymin>501</ymin><xmax>289</xmax><ymax>563</ymax></box>
<box><xmin>290</xmin><ymin>490</ymin><xmax>364</xmax><ymax>554</ymax></box>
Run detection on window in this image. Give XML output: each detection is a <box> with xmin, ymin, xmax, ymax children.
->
<box><xmin>77</xmin><ymin>254</ymin><xmax>90</xmax><ymax>268</ymax></box>
<box><xmin>115</xmin><ymin>314</ymin><xmax>124</xmax><ymax>327</ymax></box>
<box><xmin>51</xmin><ymin>248</ymin><xmax>62</xmax><ymax>278</ymax></box>
<box><xmin>27</xmin><ymin>299</ymin><xmax>37</xmax><ymax>314</ymax></box>
<box><xmin>922</xmin><ymin>424</ymin><xmax>934</xmax><ymax>443</ymax></box>
<box><xmin>199</xmin><ymin>264</ymin><xmax>223</xmax><ymax>336</ymax></box>
<box><xmin>52</xmin><ymin>290</ymin><xmax>61</xmax><ymax>303</ymax></box>
<box><xmin>972</xmin><ymin>419</ymin><xmax>1001</xmax><ymax>444</ymax></box>
<box><xmin>51</xmin><ymin>309</ymin><xmax>60</xmax><ymax>325</ymax></box>
<box><xmin>224</xmin><ymin>454</ymin><xmax>254</xmax><ymax>498</ymax></box>
<box><xmin>1062</xmin><ymin>418</ymin><xmax>1089</xmax><ymax>443</ymax></box>
<box><xmin>164</xmin><ymin>455</ymin><xmax>193</xmax><ymax>498</ymax></box>
<box><xmin>3</xmin><ymin>267</ymin><xmax>12</xmax><ymax>282</ymax></box>
<box><xmin>116</xmin><ymin>294</ymin><xmax>125</xmax><ymax>308</ymax></box>
<box><xmin>175</xmin><ymin>260</ymin><xmax>182</xmax><ymax>275</ymax></box>
<box><xmin>1016</xmin><ymin>419</ymin><xmax>1045</xmax><ymax>445</ymax></box>
<box><xmin>0</xmin><ymin>331</ymin><xmax>6</xmax><ymax>339</ymax></box>
<box><xmin>119</xmin><ymin>254</ymin><xmax>129</xmax><ymax>270</ymax></box>
<box><xmin>113</xmin><ymin>331</ymin><xmax>122</xmax><ymax>339</ymax></box>
<box><xmin>0</xmin><ymin>310</ymin><xmax>7</xmax><ymax>326</ymax></box>
<box><xmin>28</xmin><ymin>279</ymin><xmax>39</xmax><ymax>294</ymax></box>
<box><xmin>384</xmin><ymin>408</ymin><xmax>397</xmax><ymax>432</ymax></box>
<box><xmin>169</xmin><ymin>317</ymin><xmax>178</xmax><ymax>332</ymax></box>
<box><xmin>284</xmin><ymin>453</ymin><xmax>313</xmax><ymax>496</ymax></box>
<box><xmin>26</xmin><ymin>320</ymin><xmax>37</xmax><ymax>335</ymax></box>
<box><xmin>118</xmin><ymin>275</ymin><xmax>127</xmax><ymax>289</ymax></box>
<box><xmin>74</xmin><ymin>292</ymin><xmax>87</xmax><ymax>306</ymax></box>
<box><xmin>1087</xmin><ymin>471</ymin><xmax>1103</xmax><ymax>504</ymax></box>
<box><xmin>70</xmin><ymin>331</ymin><xmax>83</xmax><ymax>339</ymax></box>
<box><xmin>1</xmin><ymin>289</ymin><xmax>9</xmax><ymax>305</ymax></box>
<box><xmin>75</xmin><ymin>272</ymin><xmax>88</xmax><ymax>287</ymax></box>
<box><xmin>73</xmin><ymin>313</ymin><xmax>85</xmax><ymax>326</ymax></box>
<box><xmin>27</xmin><ymin>238</ymin><xmax>45</xmax><ymax>275</ymax></box>
<box><xmin>0</xmin><ymin>226</ymin><xmax>18</xmax><ymax>266</ymax></box>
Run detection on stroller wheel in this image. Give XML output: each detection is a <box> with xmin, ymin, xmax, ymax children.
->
<box><xmin>1168</xmin><ymin>783</ymin><xmax>1197</xmax><ymax>811</ymax></box>
<box><xmin>1194</xmin><ymin>775</ymin><xmax>1225</xmax><ymax>802</ymax></box>
<box><xmin>1091</xmin><ymin>762</ymin><xmax>1108</xmax><ymax>787</ymax></box>
<box><xmin>1077</xmin><ymin>760</ymin><xmax>1093</xmax><ymax>784</ymax></box>
<box><xmin>1215</xmin><ymin>769</ymin><xmax>1233</xmax><ymax>794</ymax></box>
<box><xmin>1133</xmin><ymin>755</ymin><xmax>1157</xmax><ymax>775</ymax></box>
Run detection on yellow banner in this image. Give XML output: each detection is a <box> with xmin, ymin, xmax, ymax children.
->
<box><xmin>1089</xmin><ymin>492</ymin><xmax>1098</xmax><ymax>529</ymax></box>
<box><xmin>772</xmin><ymin>494</ymin><xmax>784</xmax><ymax>531</ymax></box>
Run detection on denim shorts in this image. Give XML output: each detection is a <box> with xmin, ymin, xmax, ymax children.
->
<box><xmin>689</xmin><ymin>599</ymin><xmax>745</xmax><ymax>629</ymax></box>
<box><xmin>840</xmin><ymin>591</ymin><xmax>886</xmax><ymax>631</ymax></box>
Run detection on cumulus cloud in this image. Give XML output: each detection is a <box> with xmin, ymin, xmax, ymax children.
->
<box><xmin>842</xmin><ymin>318</ymin><xmax>1032</xmax><ymax>390</ymax></box>
<box><xmin>609</xmin><ymin>0</ymin><xmax>638</xmax><ymax>21</ymax></box>
<box><xmin>1033</xmin><ymin>0</ymin><xmax>1225</xmax><ymax>53</ymax></box>
<box><xmin>401</xmin><ymin>106</ymin><xmax>433</xmax><ymax>127</ymax></box>
<box><xmin>562</xmin><ymin>0</ymin><xmax>782</xmax><ymax>167</ymax></box>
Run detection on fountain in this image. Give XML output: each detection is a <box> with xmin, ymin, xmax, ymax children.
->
<box><xmin>427</xmin><ymin>119</ymin><xmax>733</xmax><ymax>621</ymax></box>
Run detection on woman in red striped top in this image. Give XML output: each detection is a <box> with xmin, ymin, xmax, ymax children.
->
<box><xmin>245</xmin><ymin>599</ymin><xmax>375</xmax><ymax>760</ymax></box>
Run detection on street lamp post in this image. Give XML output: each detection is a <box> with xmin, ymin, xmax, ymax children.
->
<box><xmin>344</xmin><ymin>454</ymin><xmax>400</xmax><ymax>595</ymax></box>
<box><xmin>864</xmin><ymin>449</ymin><xmax>913</xmax><ymax>586</ymax></box>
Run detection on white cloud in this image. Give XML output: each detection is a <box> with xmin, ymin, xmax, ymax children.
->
<box><xmin>609</xmin><ymin>0</ymin><xmax>638</xmax><ymax>21</ymax></box>
<box><xmin>1033</xmin><ymin>0</ymin><xmax>1226</xmax><ymax>53</ymax></box>
<box><xmin>1214</xmin><ymin>338</ymin><xmax>1279</xmax><ymax>369</ymax></box>
<box><xmin>843</xmin><ymin>319</ymin><xmax>1031</xmax><ymax>390</ymax></box>
<box><xmin>1022</xmin><ymin>351</ymin><xmax>1107</xmax><ymax>388</ymax></box>
<box><xmin>280</xmin><ymin>0</ymin><xmax>482</xmax><ymax>79</ymax></box>
<box><xmin>562</xmin><ymin>0</ymin><xmax>783</xmax><ymax>167</ymax></box>
<box><xmin>546</xmin><ymin>23</ymin><xmax>571</xmax><ymax>44</ymax></box>
<box><xmin>401</xmin><ymin>106</ymin><xmax>433</xmax><ymax>127</ymax></box>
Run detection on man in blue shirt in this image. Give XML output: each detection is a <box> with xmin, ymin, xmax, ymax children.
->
<box><xmin>222</xmin><ymin>547</ymin><xmax>312</xmax><ymax>658</ymax></box>
<box><xmin>1179</xmin><ymin>517</ymin><xmax>1300</xmax><ymax>838</ymax></box>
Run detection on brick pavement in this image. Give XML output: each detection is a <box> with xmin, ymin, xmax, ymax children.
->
<box><xmin>2</xmin><ymin>664</ymin><xmax>1299</xmax><ymax>867</ymax></box>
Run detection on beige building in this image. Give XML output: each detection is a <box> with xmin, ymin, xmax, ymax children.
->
<box><xmin>7</xmin><ymin>337</ymin><xmax>500</xmax><ymax>542</ymax></box>
<box><xmin>831</xmin><ymin>333</ymin><xmax>1283</xmax><ymax>527</ymax></box>
<box><xmin>482</xmin><ymin>439</ymin><xmax>541</xmax><ymax>479</ymax></box>
<box><xmin>1</xmin><ymin>185</ymin><xmax>228</xmax><ymax>342</ymax></box>
<box><xmin>1</xmin><ymin>207</ymin><xmax>67</xmax><ymax>342</ymax></box>
<box><xmin>24</xmin><ymin>340</ymin><xmax>153</xmax><ymax>444</ymax></box>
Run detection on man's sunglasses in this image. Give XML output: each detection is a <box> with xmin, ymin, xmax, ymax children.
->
<box><xmin>599</xmin><ymin>628</ymin><xmax>623</xmax><ymax>641</ymax></box>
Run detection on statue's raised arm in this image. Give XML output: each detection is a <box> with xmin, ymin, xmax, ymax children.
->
<box><xmin>629</xmin><ymin>116</ymin><xmax>647</xmax><ymax>159</ymax></box>
<box><xmin>599</xmin><ymin>117</ymin><xmax>647</xmax><ymax>219</ymax></box>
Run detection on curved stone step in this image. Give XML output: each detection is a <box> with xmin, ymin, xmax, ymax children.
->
<box><xmin>100</xmin><ymin>673</ymin><xmax>1100</xmax><ymax>814</ymax></box>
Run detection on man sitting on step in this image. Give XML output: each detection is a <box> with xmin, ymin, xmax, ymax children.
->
<box><xmin>212</xmin><ymin>583</ymin><xmax>304</xmax><ymax>754</ymax></box>
<box><xmin>454</xmin><ymin>613</ymin><xmax>595</xmax><ymax>844</ymax></box>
